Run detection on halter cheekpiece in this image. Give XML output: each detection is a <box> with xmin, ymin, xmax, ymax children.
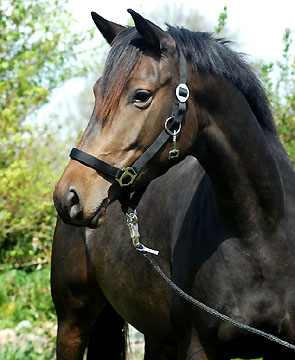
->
<box><xmin>69</xmin><ymin>51</ymin><xmax>189</xmax><ymax>211</ymax></box>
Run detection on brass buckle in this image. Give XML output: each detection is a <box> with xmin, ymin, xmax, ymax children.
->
<box><xmin>169</xmin><ymin>148</ymin><xmax>180</xmax><ymax>159</ymax></box>
<box><xmin>116</xmin><ymin>167</ymin><xmax>137</xmax><ymax>187</ymax></box>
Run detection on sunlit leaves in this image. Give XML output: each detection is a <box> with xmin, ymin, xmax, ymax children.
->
<box><xmin>215</xmin><ymin>6</ymin><xmax>227</xmax><ymax>34</ymax></box>
<box><xmin>258</xmin><ymin>28</ymin><xmax>295</xmax><ymax>165</ymax></box>
<box><xmin>0</xmin><ymin>0</ymin><xmax>95</xmax><ymax>264</ymax></box>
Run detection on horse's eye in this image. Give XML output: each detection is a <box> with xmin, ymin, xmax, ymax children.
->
<box><xmin>134</xmin><ymin>90</ymin><xmax>152</xmax><ymax>103</ymax></box>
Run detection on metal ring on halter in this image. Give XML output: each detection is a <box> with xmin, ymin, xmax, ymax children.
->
<box><xmin>164</xmin><ymin>117</ymin><xmax>182</xmax><ymax>136</ymax></box>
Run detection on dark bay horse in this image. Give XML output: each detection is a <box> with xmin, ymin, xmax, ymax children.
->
<box><xmin>52</xmin><ymin>9</ymin><xmax>295</xmax><ymax>359</ymax></box>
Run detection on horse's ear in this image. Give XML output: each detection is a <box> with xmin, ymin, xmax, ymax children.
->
<box><xmin>127</xmin><ymin>9</ymin><xmax>175</xmax><ymax>53</ymax></box>
<box><xmin>91</xmin><ymin>12</ymin><xmax>125</xmax><ymax>45</ymax></box>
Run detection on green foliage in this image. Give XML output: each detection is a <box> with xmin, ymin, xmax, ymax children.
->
<box><xmin>257</xmin><ymin>28</ymin><xmax>295</xmax><ymax>164</ymax></box>
<box><xmin>0</xmin><ymin>267</ymin><xmax>56</xmax><ymax>357</ymax></box>
<box><xmin>0</xmin><ymin>0</ymin><xmax>95</xmax><ymax>264</ymax></box>
<box><xmin>215</xmin><ymin>6</ymin><xmax>228</xmax><ymax>34</ymax></box>
<box><xmin>0</xmin><ymin>267</ymin><xmax>55</xmax><ymax>329</ymax></box>
<box><xmin>0</xmin><ymin>341</ymin><xmax>53</xmax><ymax>360</ymax></box>
<box><xmin>0</xmin><ymin>0</ymin><xmax>93</xmax><ymax>135</ymax></box>
<box><xmin>0</xmin><ymin>127</ymin><xmax>65</xmax><ymax>265</ymax></box>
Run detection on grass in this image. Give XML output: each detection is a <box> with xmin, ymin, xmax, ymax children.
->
<box><xmin>0</xmin><ymin>266</ymin><xmax>56</xmax><ymax>359</ymax></box>
<box><xmin>0</xmin><ymin>266</ymin><xmax>56</xmax><ymax>329</ymax></box>
<box><xmin>0</xmin><ymin>341</ymin><xmax>54</xmax><ymax>360</ymax></box>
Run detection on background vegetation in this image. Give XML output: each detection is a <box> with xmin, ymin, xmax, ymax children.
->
<box><xmin>0</xmin><ymin>0</ymin><xmax>97</xmax><ymax>267</ymax></box>
<box><xmin>260</xmin><ymin>27</ymin><xmax>295</xmax><ymax>162</ymax></box>
<box><xmin>0</xmin><ymin>0</ymin><xmax>96</xmax><ymax>357</ymax></box>
<box><xmin>0</xmin><ymin>1</ymin><xmax>294</xmax><ymax>359</ymax></box>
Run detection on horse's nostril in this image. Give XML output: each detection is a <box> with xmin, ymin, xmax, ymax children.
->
<box><xmin>66</xmin><ymin>187</ymin><xmax>83</xmax><ymax>219</ymax></box>
<box><xmin>67</xmin><ymin>189</ymin><xmax>78</xmax><ymax>206</ymax></box>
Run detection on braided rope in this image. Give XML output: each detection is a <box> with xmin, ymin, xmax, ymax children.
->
<box><xmin>142</xmin><ymin>252</ymin><xmax>295</xmax><ymax>351</ymax></box>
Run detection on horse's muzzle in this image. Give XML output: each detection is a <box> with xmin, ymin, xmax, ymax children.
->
<box><xmin>53</xmin><ymin>186</ymin><xmax>107</xmax><ymax>228</ymax></box>
<box><xmin>53</xmin><ymin>186</ymin><xmax>82</xmax><ymax>223</ymax></box>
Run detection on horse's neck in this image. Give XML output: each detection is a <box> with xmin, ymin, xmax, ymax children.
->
<box><xmin>192</xmin><ymin>76</ymin><xmax>284</xmax><ymax>236</ymax></box>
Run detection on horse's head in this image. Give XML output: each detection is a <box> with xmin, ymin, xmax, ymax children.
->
<box><xmin>53</xmin><ymin>10</ymin><xmax>197</xmax><ymax>227</ymax></box>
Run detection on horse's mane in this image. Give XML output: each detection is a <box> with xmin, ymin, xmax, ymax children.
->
<box><xmin>99</xmin><ymin>25</ymin><xmax>276</xmax><ymax>134</ymax></box>
<box><xmin>168</xmin><ymin>26</ymin><xmax>276</xmax><ymax>134</ymax></box>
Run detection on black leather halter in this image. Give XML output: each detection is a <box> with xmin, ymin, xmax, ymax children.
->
<box><xmin>69</xmin><ymin>51</ymin><xmax>189</xmax><ymax>212</ymax></box>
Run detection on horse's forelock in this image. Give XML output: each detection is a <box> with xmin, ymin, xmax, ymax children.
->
<box><xmin>98</xmin><ymin>27</ymin><xmax>143</xmax><ymax>121</ymax></box>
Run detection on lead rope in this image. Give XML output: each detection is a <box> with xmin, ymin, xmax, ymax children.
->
<box><xmin>125</xmin><ymin>210</ymin><xmax>295</xmax><ymax>351</ymax></box>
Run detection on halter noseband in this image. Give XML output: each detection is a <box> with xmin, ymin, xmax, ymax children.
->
<box><xmin>69</xmin><ymin>51</ymin><xmax>189</xmax><ymax>211</ymax></box>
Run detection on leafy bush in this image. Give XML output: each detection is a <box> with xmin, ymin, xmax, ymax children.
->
<box><xmin>0</xmin><ymin>341</ymin><xmax>54</xmax><ymax>360</ymax></box>
<box><xmin>258</xmin><ymin>28</ymin><xmax>295</xmax><ymax>164</ymax></box>
<box><xmin>0</xmin><ymin>266</ymin><xmax>56</xmax><ymax>358</ymax></box>
<box><xmin>0</xmin><ymin>128</ymin><xmax>66</xmax><ymax>265</ymax></box>
<box><xmin>0</xmin><ymin>0</ymin><xmax>95</xmax><ymax>264</ymax></box>
<box><xmin>0</xmin><ymin>267</ymin><xmax>55</xmax><ymax>329</ymax></box>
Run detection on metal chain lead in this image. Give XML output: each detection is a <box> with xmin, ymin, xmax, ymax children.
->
<box><xmin>141</xmin><ymin>251</ymin><xmax>295</xmax><ymax>351</ymax></box>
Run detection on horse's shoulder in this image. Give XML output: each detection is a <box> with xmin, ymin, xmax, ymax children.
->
<box><xmin>173</xmin><ymin>174</ymin><xmax>235</xmax><ymax>277</ymax></box>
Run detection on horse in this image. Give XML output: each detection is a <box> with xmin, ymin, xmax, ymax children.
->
<box><xmin>52</xmin><ymin>9</ymin><xmax>295</xmax><ymax>360</ymax></box>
